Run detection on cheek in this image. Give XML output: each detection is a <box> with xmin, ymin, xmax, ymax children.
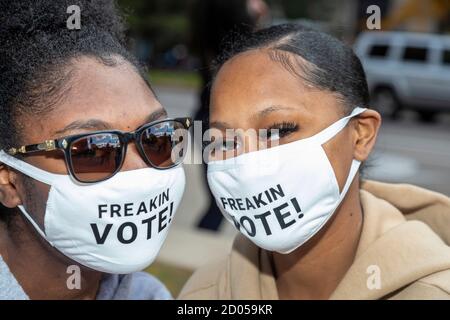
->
<box><xmin>322</xmin><ymin>130</ymin><xmax>355</xmax><ymax>192</ymax></box>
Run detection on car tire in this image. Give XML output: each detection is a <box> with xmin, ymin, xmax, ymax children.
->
<box><xmin>418</xmin><ymin>111</ymin><xmax>436</xmax><ymax>123</ymax></box>
<box><xmin>371</xmin><ymin>88</ymin><xmax>401</xmax><ymax>120</ymax></box>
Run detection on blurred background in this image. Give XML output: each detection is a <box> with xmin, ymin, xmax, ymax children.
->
<box><xmin>114</xmin><ymin>0</ymin><xmax>450</xmax><ymax>296</ymax></box>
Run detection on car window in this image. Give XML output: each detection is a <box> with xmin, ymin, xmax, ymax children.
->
<box><xmin>402</xmin><ymin>46</ymin><xmax>428</xmax><ymax>62</ymax></box>
<box><xmin>442</xmin><ymin>49</ymin><xmax>450</xmax><ymax>65</ymax></box>
<box><xmin>368</xmin><ymin>44</ymin><xmax>390</xmax><ymax>58</ymax></box>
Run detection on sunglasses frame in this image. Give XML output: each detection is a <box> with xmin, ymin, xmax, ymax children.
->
<box><xmin>7</xmin><ymin>117</ymin><xmax>192</xmax><ymax>183</ymax></box>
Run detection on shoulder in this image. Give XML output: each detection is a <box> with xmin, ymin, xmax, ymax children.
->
<box><xmin>122</xmin><ymin>271</ymin><xmax>172</xmax><ymax>300</ymax></box>
<box><xmin>98</xmin><ymin>271</ymin><xmax>172</xmax><ymax>300</ymax></box>
<box><xmin>178</xmin><ymin>258</ymin><xmax>228</xmax><ymax>300</ymax></box>
<box><xmin>390</xmin><ymin>270</ymin><xmax>450</xmax><ymax>300</ymax></box>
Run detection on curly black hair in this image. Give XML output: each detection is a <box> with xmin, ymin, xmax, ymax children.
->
<box><xmin>0</xmin><ymin>0</ymin><xmax>148</xmax><ymax>224</ymax></box>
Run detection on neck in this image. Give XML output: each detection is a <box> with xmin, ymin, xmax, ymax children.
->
<box><xmin>273</xmin><ymin>179</ymin><xmax>363</xmax><ymax>300</ymax></box>
<box><xmin>0</xmin><ymin>214</ymin><xmax>102</xmax><ymax>300</ymax></box>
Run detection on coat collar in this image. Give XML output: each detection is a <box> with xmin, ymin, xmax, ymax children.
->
<box><xmin>226</xmin><ymin>189</ymin><xmax>450</xmax><ymax>299</ymax></box>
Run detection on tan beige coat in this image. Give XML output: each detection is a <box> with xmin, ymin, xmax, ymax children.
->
<box><xmin>179</xmin><ymin>181</ymin><xmax>450</xmax><ymax>299</ymax></box>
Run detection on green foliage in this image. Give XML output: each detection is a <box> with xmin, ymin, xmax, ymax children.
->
<box><xmin>118</xmin><ymin>0</ymin><xmax>191</xmax><ymax>53</ymax></box>
<box><xmin>115</xmin><ymin>0</ymin><xmax>320</xmax><ymax>64</ymax></box>
<box><xmin>118</xmin><ymin>0</ymin><xmax>189</xmax><ymax>14</ymax></box>
<box><xmin>279</xmin><ymin>0</ymin><xmax>310</xmax><ymax>19</ymax></box>
<box><xmin>149</xmin><ymin>69</ymin><xmax>201</xmax><ymax>89</ymax></box>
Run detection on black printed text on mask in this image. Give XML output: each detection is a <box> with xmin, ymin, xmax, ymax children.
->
<box><xmin>220</xmin><ymin>184</ymin><xmax>303</xmax><ymax>237</ymax></box>
<box><xmin>90</xmin><ymin>189</ymin><xmax>174</xmax><ymax>245</ymax></box>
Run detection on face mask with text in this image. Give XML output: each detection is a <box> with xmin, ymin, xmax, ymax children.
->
<box><xmin>207</xmin><ymin>108</ymin><xmax>366</xmax><ymax>253</ymax></box>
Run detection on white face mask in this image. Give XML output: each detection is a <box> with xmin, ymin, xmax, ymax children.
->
<box><xmin>0</xmin><ymin>151</ymin><xmax>185</xmax><ymax>274</ymax></box>
<box><xmin>207</xmin><ymin>107</ymin><xmax>366</xmax><ymax>254</ymax></box>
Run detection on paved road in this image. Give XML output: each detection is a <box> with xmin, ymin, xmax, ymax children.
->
<box><xmin>368</xmin><ymin>117</ymin><xmax>450</xmax><ymax>196</ymax></box>
<box><xmin>156</xmin><ymin>86</ymin><xmax>450</xmax><ymax>238</ymax></box>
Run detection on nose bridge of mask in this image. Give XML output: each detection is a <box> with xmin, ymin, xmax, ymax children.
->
<box><xmin>0</xmin><ymin>150</ymin><xmax>63</xmax><ymax>186</ymax></box>
<box><xmin>307</xmin><ymin>107</ymin><xmax>367</xmax><ymax>146</ymax></box>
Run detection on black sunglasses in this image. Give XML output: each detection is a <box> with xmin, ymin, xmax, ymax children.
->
<box><xmin>7</xmin><ymin>117</ymin><xmax>192</xmax><ymax>183</ymax></box>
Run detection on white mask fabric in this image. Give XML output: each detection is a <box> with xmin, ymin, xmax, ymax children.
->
<box><xmin>207</xmin><ymin>107</ymin><xmax>366</xmax><ymax>254</ymax></box>
<box><xmin>0</xmin><ymin>151</ymin><xmax>186</xmax><ymax>274</ymax></box>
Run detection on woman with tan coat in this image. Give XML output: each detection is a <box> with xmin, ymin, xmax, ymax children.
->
<box><xmin>179</xmin><ymin>24</ymin><xmax>450</xmax><ymax>300</ymax></box>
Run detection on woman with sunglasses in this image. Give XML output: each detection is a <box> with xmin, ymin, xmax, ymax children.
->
<box><xmin>0</xmin><ymin>1</ymin><xmax>190</xmax><ymax>299</ymax></box>
<box><xmin>179</xmin><ymin>24</ymin><xmax>450</xmax><ymax>300</ymax></box>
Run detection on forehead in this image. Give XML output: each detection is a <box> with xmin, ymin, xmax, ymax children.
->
<box><xmin>64</xmin><ymin>56</ymin><xmax>158</xmax><ymax>122</ymax></box>
<box><xmin>210</xmin><ymin>49</ymin><xmax>342</xmax><ymax>125</ymax></box>
<box><xmin>20</xmin><ymin>56</ymin><xmax>162</xmax><ymax>142</ymax></box>
<box><xmin>211</xmin><ymin>50</ymin><xmax>307</xmax><ymax>106</ymax></box>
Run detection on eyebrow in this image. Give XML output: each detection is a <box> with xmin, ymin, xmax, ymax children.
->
<box><xmin>209</xmin><ymin>120</ymin><xmax>231</xmax><ymax>130</ymax></box>
<box><xmin>53</xmin><ymin>108</ymin><xmax>168</xmax><ymax>136</ymax></box>
<box><xmin>209</xmin><ymin>105</ymin><xmax>296</xmax><ymax>130</ymax></box>
<box><xmin>252</xmin><ymin>105</ymin><xmax>296</xmax><ymax>119</ymax></box>
<box><xmin>143</xmin><ymin>108</ymin><xmax>167</xmax><ymax>124</ymax></box>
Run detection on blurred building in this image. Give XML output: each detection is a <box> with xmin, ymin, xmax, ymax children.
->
<box><xmin>380</xmin><ymin>0</ymin><xmax>450</xmax><ymax>33</ymax></box>
<box><xmin>290</xmin><ymin>0</ymin><xmax>450</xmax><ymax>41</ymax></box>
<box><xmin>356</xmin><ymin>0</ymin><xmax>450</xmax><ymax>34</ymax></box>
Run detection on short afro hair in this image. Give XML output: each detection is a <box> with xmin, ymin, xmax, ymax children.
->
<box><xmin>0</xmin><ymin>0</ymin><xmax>147</xmax><ymax>224</ymax></box>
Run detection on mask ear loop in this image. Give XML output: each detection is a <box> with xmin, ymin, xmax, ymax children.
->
<box><xmin>0</xmin><ymin>150</ymin><xmax>63</xmax><ymax>185</ymax></box>
<box><xmin>305</xmin><ymin>107</ymin><xmax>367</xmax><ymax>146</ymax></box>
<box><xmin>17</xmin><ymin>205</ymin><xmax>52</xmax><ymax>243</ymax></box>
<box><xmin>0</xmin><ymin>150</ymin><xmax>64</xmax><ymax>242</ymax></box>
<box><xmin>304</xmin><ymin>107</ymin><xmax>366</xmax><ymax>197</ymax></box>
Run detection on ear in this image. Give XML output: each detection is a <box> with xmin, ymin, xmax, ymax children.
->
<box><xmin>0</xmin><ymin>164</ymin><xmax>23</xmax><ymax>208</ymax></box>
<box><xmin>352</xmin><ymin>109</ymin><xmax>382</xmax><ymax>162</ymax></box>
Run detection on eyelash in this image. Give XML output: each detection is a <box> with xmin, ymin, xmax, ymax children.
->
<box><xmin>202</xmin><ymin>122</ymin><xmax>299</xmax><ymax>152</ymax></box>
<box><xmin>203</xmin><ymin>137</ymin><xmax>241</xmax><ymax>154</ymax></box>
<box><xmin>267</xmin><ymin>122</ymin><xmax>299</xmax><ymax>139</ymax></box>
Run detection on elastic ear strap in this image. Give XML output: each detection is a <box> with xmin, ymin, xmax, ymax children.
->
<box><xmin>339</xmin><ymin>159</ymin><xmax>361</xmax><ymax>200</ymax></box>
<box><xmin>17</xmin><ymin>205</ymin><xmax>53</xmax><ymax>246</ymax></box>
<box><xmin>0</xmin><ymin>150</ymin><xmax>59</xmax><ymax>185</ymax></box>
<box><xmin>311</xmin><ymin>107</ymin><xmax>367</xmax><ymax>145</ymax></box>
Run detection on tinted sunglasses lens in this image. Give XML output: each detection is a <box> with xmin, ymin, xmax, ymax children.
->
<box><xmin>140</xmin><ymin>120</ymin><xmax>187</xmax><ymax>168</ymax></box>
<box><xmin>70</xmin><ymin>133</ymin><xmax>123</xmax><ymax>182</ymax></box>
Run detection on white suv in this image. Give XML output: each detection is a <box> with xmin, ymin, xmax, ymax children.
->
<box><xmin>354</xmin><ymin>31</ymin><xmax>450</xmax><ymax>121</ymax></box>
